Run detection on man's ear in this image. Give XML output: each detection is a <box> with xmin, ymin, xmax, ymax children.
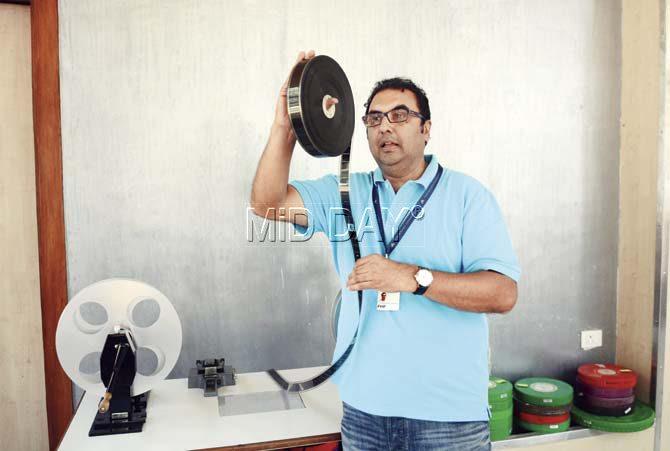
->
<box><xmin>422</xmin><ymin>120</ymin><xmax>432</xmax><ymax>144</ymax></box>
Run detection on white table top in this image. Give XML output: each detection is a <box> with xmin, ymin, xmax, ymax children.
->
<box><xmin>58</xmin><ymin>366</ymin><xmax>343</xmax><ymax>451</ymax></box>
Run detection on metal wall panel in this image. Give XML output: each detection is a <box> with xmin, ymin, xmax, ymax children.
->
<box><xmin>58</xmin><ymin>0</ymin><xmax>620</xmax><ymax>385</ymax></box>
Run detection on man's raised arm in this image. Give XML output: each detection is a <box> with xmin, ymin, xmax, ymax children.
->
<box><xmin>250</xmin><ymin>50</ymin><xmax>316</xmax><ymax>227</ymax></box>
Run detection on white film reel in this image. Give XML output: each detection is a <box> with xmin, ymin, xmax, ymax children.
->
<box><xmin>56</xmin><ymin>278</ymin><xmax>182</xmax><ymax>396</ymax></box>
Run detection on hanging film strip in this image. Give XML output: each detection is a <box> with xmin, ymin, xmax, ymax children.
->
<box><xmin>266</xmin><ymin>55</ymin><xmax>362</xmax><ymax>393</ymax></box>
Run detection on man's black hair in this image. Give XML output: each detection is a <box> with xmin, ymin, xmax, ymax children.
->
<box><xmin>364</xmin><ymin>77</ymin><xmax>431</xmax><ymax>123</ymax></box>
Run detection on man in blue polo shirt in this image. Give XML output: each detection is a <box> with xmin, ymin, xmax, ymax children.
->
<box><xmin>251</xmin><ymin>50</ymin><xmax>520</xmax><ymax>451</ymax></box>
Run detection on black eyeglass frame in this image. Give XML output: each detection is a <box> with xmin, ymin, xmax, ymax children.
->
<box><xmin>361</xmin><ymin>106</ymin><xmax>426</xmax><ymax>128</ymax></box>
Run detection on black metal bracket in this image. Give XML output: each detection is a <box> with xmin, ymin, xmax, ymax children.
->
<box><xmin>188</xmin><ymin>358</ymin><xmax>236</xmax><ymax>397</ymax></box>
<box><xmin>89</xmin><ymin>330</ymin><xmax>148</xmax><ymax>436</ymax></box>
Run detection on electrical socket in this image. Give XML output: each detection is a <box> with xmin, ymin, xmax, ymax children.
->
<box><xmin>581</xmin><ymin>329</ymin><xmax>602</xmax><ymax>350</ymax></box>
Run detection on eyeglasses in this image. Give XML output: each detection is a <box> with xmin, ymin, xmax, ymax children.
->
<box><xmin>361</xmin><ymin>106</ymin><xmax>425</xmax><ymax>128</ymax></box>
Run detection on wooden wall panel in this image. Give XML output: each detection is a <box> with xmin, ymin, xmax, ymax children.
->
<box><xmin>0</xmin><ymin>4</ymin><xmax>49</xmax><ymax>451</ymax></box>
<box><xmin>617</xmin><ymin>0</ymin><xmax>661</xmax><ymax>404</ymax></box>
<box><xmin>30</xmin><ymin>0</ymin><xmax>73</xmax><ymax>448</ymax></box>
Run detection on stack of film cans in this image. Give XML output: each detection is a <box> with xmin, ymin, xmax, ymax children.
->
<box><xmin>574</xmin><ymin>364</ymin><xmax>636</xmax><ymax>416</ymax></box>
<box><xmin>571</xmin><ymin>363</ymin><xmax>655</xmax><ymax>433</ymax></box>
<box><xmin>514</xmin><ymin>377</ymin><xmax>573</xmax><ymax>434</ymax></box>
<box><xmin>488</xmin><ymin>377</ymin><xmax>513</xmax><ymax>441</ymax></box>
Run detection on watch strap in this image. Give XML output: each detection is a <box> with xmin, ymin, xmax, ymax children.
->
<box><xmin>413</xmin><ymin>284</ymin><xmax>429</xmax><ymax>296</ymax></box>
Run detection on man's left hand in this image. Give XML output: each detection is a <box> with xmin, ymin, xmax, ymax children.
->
<box><xmin>347</xmin><ymin>254</ymin><xmax>418</xmax><ymax>293</ymax></box>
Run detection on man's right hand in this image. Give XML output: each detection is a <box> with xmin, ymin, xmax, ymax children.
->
<box><xmin>273</xmin><ymin>50</ymin><xmax>316</xmax><ymax>134</ymax></box>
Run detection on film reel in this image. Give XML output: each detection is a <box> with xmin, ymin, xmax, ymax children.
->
<box><xmin>287</xmin><ymin>55</ymin><xmax>355</xmax><ymax>157</ymax></box>
<box><xmin>571</xmin><ymin>401</ymin><xmax>655</xmax><ymax>432</ymax></box>
<box><xmin>577</xmin><ymin>363</ymin><xmax>637</xmax><ymax>389</ymax></box>
<box><xmin>56</xmin><ymin>278</ymin><xmax>182</xmax><ymax>396</ymax></box>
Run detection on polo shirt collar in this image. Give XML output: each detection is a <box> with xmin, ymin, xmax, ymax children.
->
<box><xmin>372</xmin><ymin>154</ymin><xmax>439</xmax><ymax>188</ymax></box>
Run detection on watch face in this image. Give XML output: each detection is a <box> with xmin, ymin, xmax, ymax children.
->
<box><xmin>416</xmin><ymin>269</ymin><xmax>433</xmax><ymax>286</ymax></box>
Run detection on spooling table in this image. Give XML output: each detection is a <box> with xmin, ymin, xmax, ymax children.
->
<box><xmin>57</xmin><ymin>366</ymin><xmax>343</xmax><ymax>451</ymax></box>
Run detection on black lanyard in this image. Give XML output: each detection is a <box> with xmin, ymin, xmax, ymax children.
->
<box><xmin>372</xmin><ymin>164</ymin><xmax>443</xmax><ymax>257</ymax></box>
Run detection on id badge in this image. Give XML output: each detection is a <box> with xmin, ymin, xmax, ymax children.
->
<box><xmin>377</xmin><ymin>291</ymin><xmax>400</xmax><ymax>311</ymax></box>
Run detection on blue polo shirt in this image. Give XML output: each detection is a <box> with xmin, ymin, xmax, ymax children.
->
<box><xmin>290</xmin><ymin>154</ymin><xmax>520</xmax><ymax>421</ymax></box>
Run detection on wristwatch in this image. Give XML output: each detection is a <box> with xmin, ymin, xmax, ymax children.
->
<box><xmin>413</xmin><ymin>267</ymin><xmax>433</xmax><ymax>295</ymax></box>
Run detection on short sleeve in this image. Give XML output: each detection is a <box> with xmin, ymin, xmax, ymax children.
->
<box><xmin>461</xmin><ymin>186</ymin><xmax>521</xmax><ymax>282</ymax></box>
<box><xmin>289</xmin><ymin>174</ymin><xmax>340</xmax><ymax>237</ymax></box>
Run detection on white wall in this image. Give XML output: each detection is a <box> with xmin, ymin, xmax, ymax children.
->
<box><xmin>58</xmin><ymin>0</ymin><xmax>622</xmax><ymax>384</ymax></box>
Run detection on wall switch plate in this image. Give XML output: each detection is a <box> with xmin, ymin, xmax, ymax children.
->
<box><xmin>581</xmin><ymin>329</ymin><xmax>602</xmax><ymax>350</ymax></box>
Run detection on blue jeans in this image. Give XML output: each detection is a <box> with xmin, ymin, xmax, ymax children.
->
<box><xmin>340</xmin><ymin>402</ymin><xmax>491</xmax><ymax>451</ymax></box>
